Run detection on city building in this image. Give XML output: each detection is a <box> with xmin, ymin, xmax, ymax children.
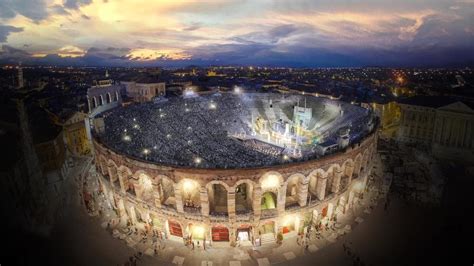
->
<box><xmin>121</xmin><ymin>81</ymin><xmax>166</xmax><ymax>103</ymax></box>
<box><xmin>62</xmin><ymin>111</ymin><xmax>91</xmax><ymax>155</ymax></box>
<box><xmin>397</xmin><ymin>96</ymin><xmax>474</xmax><ymax>162</ymax></box>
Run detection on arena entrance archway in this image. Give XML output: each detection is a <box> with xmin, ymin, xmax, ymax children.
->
<box><xmin>212</xmin><ymin>225</ymin><xmax>229</xmax><ymax>242</ymax></box>
<box><xmin>167</xmin><ymin>220</ymin><xmax>183</xmax><ymax>238</ymax></box>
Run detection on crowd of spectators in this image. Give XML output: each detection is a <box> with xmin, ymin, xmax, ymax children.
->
<box><xmin>96</xmin><ymin>93</ymin><xmax>372</xmax><ymax>168</ymax></box>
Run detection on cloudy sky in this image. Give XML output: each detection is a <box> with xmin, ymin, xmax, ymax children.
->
<box><xmin>0</xmin><ymin>0</ymin><xmax>473</xmax><ymax>67</ymax></box>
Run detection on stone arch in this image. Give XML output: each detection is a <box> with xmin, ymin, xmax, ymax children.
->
<box><xmin>135</xmin><ymin>171</ymin><xmax>154</xmax><ymax>203</ymax></box>
<box><xmin>92</xmin><ymin>96</ymin><xmax>98</xmax><ymax>109</ymax></box>
<box><xmin>99</xmin><ymin>95</ymin><xmax>104</xmax><ymax>106</ymax></box>
<box><xmin>259</xmin><ymin>171</ymin><xmax>284</xmax><ymax>193</ymax></box>
<box><xmin>157</xmin><ymin>175</ymin><xmax>176</xmax><ymax>209</ymax></box>
<box><xmin>233</xmin><ymin>179</ymin><xmax>255</xmax><ymax>213</ymax></box>
<box><xmin>285</xmin><ymin>173</ymin><xmax>307</xmax><ymax>208</ymax></box>
<box><xmin>115</xmin><ymin>91</ymin><xmax>120</xmax><ymax>102</ymax></box>
<box><xmin>178</xmin><ymin>178</ymin><xmax>201</xmax><ymax>211</ymax></box>
<box><xmin>206</xmin><ymin>180</ymin><xmax>230</xmax><ymax>215</ymax></box>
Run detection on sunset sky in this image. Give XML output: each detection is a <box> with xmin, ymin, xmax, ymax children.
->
<box><xmin>0</xmin><ymin>0</ymin><xmax>473</xmax><ymax>67</ymax></box>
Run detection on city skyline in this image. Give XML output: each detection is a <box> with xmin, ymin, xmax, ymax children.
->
<box><xmin>0</xmin><ymin>0</ymin><xmax>473</xmax><ymax>67</ymax></box>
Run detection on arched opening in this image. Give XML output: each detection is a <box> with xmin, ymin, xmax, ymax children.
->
<box><xmin>261</xmin><ymin>191</ymin><xmax>277</xmax><ymax>210</ymax></box>
<box><xmin>158</xmin><ymin>177</ymin><xmax>175</xmax><ymax>209</ymax></box>
<box><xmin>99</xmin><ymin>95</ymin><xmax>104</xmax><ymax>106</ymax></box>
<box><xmin>208</xmin><ymin>183</ymin><xmax>228</xmax><ymax>216</ymax></box>
<box><xmin>138</xmin><ymin>173</ymin><xmax>154</xmax><ymax>203</ymax></box>
<box><xmin>285</xmin><ymin>174</ymin><xmax>303</xmax><ymax>209</ymax></box>
<box><xmin>167</xmin><ymin>220</ymin><xmax>183</xmax><ymax>238</ymax></box>
<box><xmin>212</xmin><ymin>225</ymin><xmax>229</xmax><ymax>242</ymax></box>
<box><xmin>106</xmin><ymin>92</ymin><xmax>112</xmax><ymax>104</ymax></box>
<box><xmin>181</xmin><ymin>179</ymin><xmax>201</xmax><ymax>213</ymax></box>
<box><xmin>236</xmin><ymin>224</ymin><xmax>253</xmax><ymax>245</ymax></box>
<box><xmin>235</xmin><ymin>182</ymin><xmax>253</xmax><ymax>214</ymax></box>
<box><xmin>115</xmin><ymin>91</ymin><xmax>119</xmax><ymax>102</ymax></box>
<box><xmin>257</xmin><ymin>221</ymin><xmax>276</xmax><ymax>245</ymax></box>
<box><xmin>93</xmin><ymin>96</ymin><xmax>98</xmax><ymax>109</ymax></box>
<box><xmin>127</xmin><ymin>182</ymin><xmax>137</xmax><ymax>196</ymax></box>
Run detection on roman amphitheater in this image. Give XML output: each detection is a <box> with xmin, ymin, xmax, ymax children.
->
<box><xmin>91</xmin><ymin>92</ymin><xmax>378</xmax><ymax>247</ymax></box>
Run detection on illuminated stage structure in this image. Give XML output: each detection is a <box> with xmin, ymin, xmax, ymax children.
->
<box><xmin>91</xmin><ymin>92</ymin><xmax>378</xmax><ymax>247</ymax></box>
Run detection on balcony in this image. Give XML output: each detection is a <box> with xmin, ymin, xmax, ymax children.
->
<box><xmin>260</xmin><ymin>209</ymin><xmax>278</xmax><ymax>219</ymax></box>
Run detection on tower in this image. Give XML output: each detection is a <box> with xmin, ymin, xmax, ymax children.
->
<box><xmin>105</xmin><ymin>69</ymin><xmax>109</xmax><ymax>78</ymax></box>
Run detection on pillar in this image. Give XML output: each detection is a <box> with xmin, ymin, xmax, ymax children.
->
<box><xmin>316</xmin><ymin>177</ymin><xmax>327</xmax><ymax>201</ymax></box>
<box><xmin>174</xmin><ymin>185</ymin><xmax>184</xmax><ymax>213</ymax></box>
<box><xmin>153</xmin><ymin>191</ymin><xmax>161</xmax><ymax>208</ymax></box>
<box><xmin>118</xmin><ymin>169</ymin><xmax>126</xmax><ymax>193</ymax></box>
<box><xmin>297</xmin><ymin>178</ymin><xmax>309</xmax><ymax>206</ymax></box>
<box><xmin>252</xmin><ymin>185</ymin><xmax>262</xmax><ymax>219</ymax></box>
<box><xmin>346</xmin><ymin>191</ymin><xmax>354</xmax><ymax>212</ymax></box>
<box><xmin>277</xmin><ymin>185</ymin><xmax>286</xmax><ymax>215</ymax></box>
<box><xmin>107</xmin><ymin>165</ymin><xmax>114</xmax><ymax>184</ymax></box>
<box><xmin>200</xmin><ymin>187</ymin><xmax>209</xmax><ymax>217</ymax></box>
<box><xmin>129</xmin><ymin>206</ymin><xmax>137</xmax><ymax>225</ymax></box>
<box><xmin>346</xmin><ymin>164</ymin><xmax>354</xmax><ymax>184</ymax></box>
<box><xmin>331</xmin><ymin>169</ymin><xmax>343</xmax><ymax>193</ymax></box>
<box><xmin>228</xmin><ymin>190</ymin><xmax>236</xmax><ymax>220</ymax></box>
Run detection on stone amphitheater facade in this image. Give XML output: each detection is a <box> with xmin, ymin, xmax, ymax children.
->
<box><xmin>93</xmin><ymin>130</ymin><xmax>377</xmax><ymax>246</ymax></box>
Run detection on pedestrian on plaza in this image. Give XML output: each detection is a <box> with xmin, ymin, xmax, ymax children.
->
<box><xmin>191</xmin><ymin>241</ymin><xmax>195</xmax><ymax>250</ymax></box>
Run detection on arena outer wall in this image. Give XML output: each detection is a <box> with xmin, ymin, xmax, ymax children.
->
<box><xmin>92</xmin><ymin>128</ymin><xmax>377</xmax><ymax>247</ymax></box>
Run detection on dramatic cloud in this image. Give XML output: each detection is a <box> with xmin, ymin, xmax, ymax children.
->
<box><xmin>0</xmin><ymin>0</ymin><xmax>472</xmax><ymax>66</ymax></box>
<box><xmin>0</xmin><ymin>0</ymin><xmax>49</xmax><ymax>21</ymax></box>
<box><xmin>0</xmin><ymin>25</ymin><xmax>23</xmax><ymax>42</ymax></box>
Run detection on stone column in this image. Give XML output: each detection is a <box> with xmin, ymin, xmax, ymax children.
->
<box><xmin>346</xmin><ymin>191</ymin><xmax>354</xmax><ymax>212</ymax></box>
<box><xmin>346</xmin><ymin>164</ymin><xmax>354</xmax><ymax>184</ymax></box>
<box><xmin>107</xmin><ymin>165</ymin><xmax>114</xmax><ymax>184</ymax></box>
<box><xmin>331</xmin><ymin>169</ymin><xmax>343</xmax><ymax>193</ymax></box>
<box><xmin>200</xmin><ymin>187</ymin><xmax>209</xmax><ymax>217</ymax></box>
<box><xmin>227</xmin><ymin>190</ymin><xmax>236</xmax><ymax>220</ymax></box>
<box><xmin>252</xmin><ymin>185</ymin><xmax>262</xmax><ymax>219</ymax></box>
<box><xmin>153</xmin><ymin>190</ymin><xmax>161</xmax><ymax>208</ymax></box>
<box><xmin>129</xmin><ymin>206</ymin><xmax>138</xmax><ymax>225</ymax></box>
<box><xmin>316</xmin><ymin>177</ymin><xmax>327</xmax><ymax>201</ymax></box>
<box><xmin>118</xmin><ymin>169</ymin><xmax>126</xmax><ymax>193</ymax></box>
<box><xmin>297</xmin><ymin>178</ymin><xmax>309</xmax><ymax>206</ymax></box>
<box><xmin>277</xmin><ymin>185</ymin><xmax>286</xmax><ymax>216</ymax></box>
<box><xmin>174</xmin><ymin>185</ymin><xmax>184</xmax><ymax>213</ymax></box>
